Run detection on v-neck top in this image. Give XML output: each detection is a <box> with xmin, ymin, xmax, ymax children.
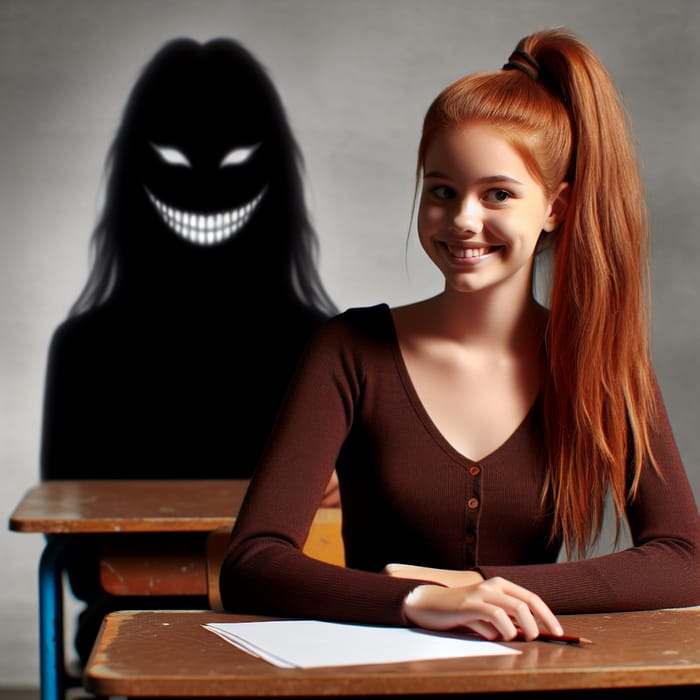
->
<box><xmin>221</xmin><ymin>304</ymin><xmax>700</xmax><ymax>624</ymax></box>
<box><xmin>389</xmin><ymin>308</ymin><xmax>541</xmax><ymax>467</ymax></box>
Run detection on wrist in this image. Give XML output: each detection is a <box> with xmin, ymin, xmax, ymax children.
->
<box><xmin>401</xmin><ymin>584</ymin><xmax>438</xmax><ymax>625</ymax></box>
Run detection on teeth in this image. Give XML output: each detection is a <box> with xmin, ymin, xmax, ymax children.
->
<box><xmin>145</xmin><ymin>186</ymin><xmax>267</xmax><ymax>246</ymax></box>
<box><xmin>447</xmin><ymin>245</ymin><xmax>492</xmax><ymax>258</ymax></box>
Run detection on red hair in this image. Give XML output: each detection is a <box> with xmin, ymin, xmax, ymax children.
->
<box><xmin>418</xmin><ymin>29</ymin><xmax>658</xmax><ymax>556</ymax></box>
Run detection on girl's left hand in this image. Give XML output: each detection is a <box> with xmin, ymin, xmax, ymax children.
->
<box><xmin>383</xmin><ymin>563</ymin><xmax>484</xmax><ymax>588</ymax></box>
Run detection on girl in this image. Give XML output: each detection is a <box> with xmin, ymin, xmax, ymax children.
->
<box><xmin>220</xmin><ymin>29</ymin><xmax>700</xmax><ymax>641</ymax></box>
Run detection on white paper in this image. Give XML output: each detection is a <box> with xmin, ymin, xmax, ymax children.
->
<box><xmin>203</xmin><ymin>619</ymin><xmax>520</xmax><ymax>669</ymax></box>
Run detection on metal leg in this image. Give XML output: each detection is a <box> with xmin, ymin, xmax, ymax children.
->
<box><xmin>39</xmin><ymin>535</ymin><xmax>68</xmax><ymax>700</ymax></box>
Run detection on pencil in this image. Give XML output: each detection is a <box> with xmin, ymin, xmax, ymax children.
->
<box><xmin>536</xmin><ymin>631</ymin><xmax>593</xmax><ymax>645</ymax></box>
<box><xmin>515</xmin><ymin>628</ymin><xmax>593</xmax><ymax>645</ymax></box>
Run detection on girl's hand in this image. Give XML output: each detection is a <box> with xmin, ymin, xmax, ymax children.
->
<box><xmin>383</xmin><ymin>563</ymin><xmax>484</xmax><ymax>588</ymax></box>
<box><xmin>401</xmin><ymin>578</ymin><xmax>563</xmax><ymax>642</ymax></box>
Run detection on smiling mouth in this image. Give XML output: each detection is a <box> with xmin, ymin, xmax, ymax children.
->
<box><xmin>445</xmin><ymin>244</ymin><xmax>502</xmax><ymax>259</ymax></box>
<box><xmin>145</xmin><ymin>186</ymin><xmax>267</xmax><ymax>246</ymax></box>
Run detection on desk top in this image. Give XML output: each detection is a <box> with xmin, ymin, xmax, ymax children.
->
<box><xmin>85</xmin><ymin>609</ymin><xmax>700</xmax><ymax>696</ymax></box>
<box><xmin>8</xmin><ymin>480</ymin><xmax>248</xmax><ymax>533</ymax></box>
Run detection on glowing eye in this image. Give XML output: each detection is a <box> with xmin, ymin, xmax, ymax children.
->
<box><xmin>220</xmin><ymin>143</ymin><xmax>260</xmax><ymax>167</ymax></box>
<box><xmin>151</xmin><ymin>143</ymin><xmax>191</xmax><ymax>167</ymax></box>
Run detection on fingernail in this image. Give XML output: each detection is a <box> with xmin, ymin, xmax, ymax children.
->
<box><xmin>555</xmin><ymin>626</ymin><xmax>564</xmax><ymax>636</ymax></box>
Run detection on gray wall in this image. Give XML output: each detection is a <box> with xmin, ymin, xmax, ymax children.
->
<box><xmin>2</xmin><ymin>0</ymin><xmax>698</xmax><ymax>688</ymax></box>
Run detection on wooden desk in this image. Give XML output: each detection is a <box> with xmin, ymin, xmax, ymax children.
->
<box><xmin>9</xmin><ymin>480</ymin><xmax>342</xmax><ymax>700</ymax></box>
<box><xmin>85</xmin><ymin>609</ymin><xmax>700</xmax><ymax>697</ymax></box>
<box><xmin>9</xmin><ymin>479</ymin><xmax>248</xmax><ymax>534</ymax></box>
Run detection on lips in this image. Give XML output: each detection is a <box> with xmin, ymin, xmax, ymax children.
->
<box><xmin>145</xmin><ymin>186</ymin><xmax>267</xmax><ymax>246</ymax></box>
<box><xmin>445</xmin><ymin>244</ymin><xmax>502</xmax><ymax>259</ymax></box>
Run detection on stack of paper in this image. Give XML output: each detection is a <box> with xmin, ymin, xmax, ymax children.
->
<box><xmin>204</xmin><ymin>619</ymin><xmax>520</xmax><ymax>669</ymax></box>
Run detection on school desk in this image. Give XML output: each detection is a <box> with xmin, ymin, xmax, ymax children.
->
<box><xmin>8</xmin><ymin>479</ymin><xmax>343</xmax><ymax>700</ymax></box>
<box><xmin>84</xmin><ymin>608</ymin><xmax>700</xmax><ymax>698</ymax></box>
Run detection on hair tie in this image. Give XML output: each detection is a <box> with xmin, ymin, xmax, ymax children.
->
<box><xmin>502</xmin><ymin>49</ymin><xmax>540</xmax><ymax>81</ymax></box>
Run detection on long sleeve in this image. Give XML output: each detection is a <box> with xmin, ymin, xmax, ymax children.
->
<box><xmin>220</xmin><ymin>305</ymin><xmax>700</xmax><ymax>621</ymax></box>
<box><xmin>478</xmin><ymin>380</ymin><xmax>700</xmax><ymax>612</ymax></box>
<box><xmin>220</xmin><ymin>311</ymin><xmax>426</xmax><ymax>625</ymax></box>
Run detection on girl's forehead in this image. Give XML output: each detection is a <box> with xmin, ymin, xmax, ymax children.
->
<box><xmin>423</xmin><ymin>125</ymin><xmax>533</xmax><ymax>179</ymax></box>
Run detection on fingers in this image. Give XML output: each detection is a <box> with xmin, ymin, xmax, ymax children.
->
<box><xmin>484</xmin><ymin>577</ymin><xmax>563</xmax><ymax>638</ymax></box>
<box><xmin>402</xmin><ymin>578</ymin><xmax>562</xmax><ymax>641</ymax></box>
<box><xmin>464</xmin><ymin>618</ymin><xmax>503</xmax><ymax>641</ymax></box>
<box><xmin>473</xmin><ymin>601</ymin><xmax>519</xmax><ymax>640</ymax></box>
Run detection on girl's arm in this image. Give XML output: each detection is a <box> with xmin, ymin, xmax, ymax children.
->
<box><xmin>387</xmin><ymin>379</ymin><xmax>700</xmax><ymax>612</ymax></box>
<box><xmin>219</xmin><ymin>314</ymin><xmax>562</xmax><ymax>638</ymax></box>
<box><xmin>482</xmin><ymin>380</ymin><xmax>700</xmax><ymax>612</ymax></box>
<box><xmin>220</xmin><ymin>316</ymin><xmax>430</xmax><ymax>626</ymax></box>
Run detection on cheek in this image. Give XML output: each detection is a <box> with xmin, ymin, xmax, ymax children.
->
<box><xmin>417</xmin><ymin>202</ymin><xmax>444</xmax><ymax>233</ymax></box>
<box><xmin>416</xmin><ymin>209</ymin><xmax>434</xmax><ymax>250</ymax></box>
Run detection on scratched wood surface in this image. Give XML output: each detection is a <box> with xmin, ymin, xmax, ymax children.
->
<box><xmin>8</xmin><ymin>479</ymin><xmax>248</xmax><ymax>533</ymax></box>
<box><xmin>85</xmin><ymin>609</ymin><xmax>700</xmax><ymax>697</ymax></box>
<box><xmin>9</xmin><ymin>479</ymin><xmax>344</xmax><ymax>599</ymax></box>
<box><xmin>97</xmin><ymin>515</ymin><xmax>344</xmax><ymax>599</ymax></box>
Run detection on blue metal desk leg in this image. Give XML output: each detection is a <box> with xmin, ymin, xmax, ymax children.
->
<box><xmin>39</xmin><ymin>535</ymin><xmax>68</xmax><ymax>700</ymax></box>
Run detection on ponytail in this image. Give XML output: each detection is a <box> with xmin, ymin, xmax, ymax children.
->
<box><xmin>518</xmin><ymin>30</ymin><xmax>658</xmax><ymax>556</ymax></box>
<box><xmin>419</xmin><ymin>29</ymin><xmax>659</xmax><ymax>556</ymax></box>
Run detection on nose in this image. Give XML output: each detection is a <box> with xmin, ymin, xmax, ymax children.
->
<box><xmin>452</xmin><ymin>195</ymin><xmax>483</xmax><ymax>236</ymax></box>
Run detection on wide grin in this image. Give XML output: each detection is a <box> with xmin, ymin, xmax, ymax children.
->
<box><xmin>446</xmin><ymin>244</ymin><xmax>501</xmax><ymax>259</ymax></box>
<box><xmin>146</xmin><ymin>186</ymin><xmax>267</xmax><ymax>246</ymax></box>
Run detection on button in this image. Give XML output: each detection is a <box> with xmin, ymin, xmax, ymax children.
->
<box><xmin>464</xmin><ymin>532</ymin><xmax>475</xmax><ymax>545</ymax></box>
<box><xmin>467</xmin><ymin>497</ymin><xmax>479</xmax><ymax>510</ymax></box>
<box><xmin>469</xmin><ymin>466</ymin><xmax>481</xmax><ymax>476</ymax></box>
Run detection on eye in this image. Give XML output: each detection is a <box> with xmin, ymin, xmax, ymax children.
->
<box><xmin>483</xmin><ymin>189</ymin><xmax>512</xmax><ymax>204</ymax></box>
<box><xmin>220</xmin><ymin>143</ymin><xmax>260</xmax><ymax>167</ymax></box>
<box><xmin>150</xmin><ymin>143</ymin><xmax>191</xmax><ymax>167</ymax></box>
<box><xmin>429</xmin><ymin>185</ymin><xmax>456</xmax><ymax>200</ymax></box>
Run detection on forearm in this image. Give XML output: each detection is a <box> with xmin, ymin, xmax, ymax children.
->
<box><xmin>478</xmin><ymin>539</ymin><xmax>700</xmax><ymax>613</ymax></box>
<box><xmin>220</xmin><ymin>536</ymin><xmax>423</xmax><ymax>626</ymax></box>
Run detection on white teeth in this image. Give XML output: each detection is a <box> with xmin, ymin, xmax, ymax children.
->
<box><xmin>145</xmin><ymin>186</ymin><xmax>267</xmax><ymax>246</ymax></box>
<box><xmin>447</xmin><ymin>245</ymin><xmax>492</xmax><ymax>259</ymax></box>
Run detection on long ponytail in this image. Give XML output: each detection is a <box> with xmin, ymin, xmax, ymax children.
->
<box><xmin>520</xmin><ymin>31</ymin><xmax>658</xmax><ymax>555</ymax></box>
<box><xmin>418</xmin><ymin>29</ymin><xmax>659</xmax><ymax>556</ymax></box>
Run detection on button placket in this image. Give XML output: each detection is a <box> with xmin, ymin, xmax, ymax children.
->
<box><xmin>464</xmin><ymin>461</ymin><xmax>482</xmax><ymax>564</ymax></box>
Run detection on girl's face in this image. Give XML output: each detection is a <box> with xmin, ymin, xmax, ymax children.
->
<box><xmin>418</xmin><ymin>124</ymin><xmax>566</xmax><ymax>298</ymax></box>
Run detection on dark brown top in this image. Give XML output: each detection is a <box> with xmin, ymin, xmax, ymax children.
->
<box><xmin>221</xmin><ymin>305</ymin><xmax>700</xmax><ymax>624</ymax></box>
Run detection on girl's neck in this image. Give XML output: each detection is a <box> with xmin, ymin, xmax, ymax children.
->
<box><xmin>419</xmin><ymin>283</ymin><xmax>547</xmax><ymax>355</ymax></box>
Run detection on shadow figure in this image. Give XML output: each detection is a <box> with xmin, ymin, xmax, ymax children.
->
<box><xmin>39</xmin><ymin>37</ymin><xmax>336</xmax><ymax>665</ymax></box>
<box><xmin>41</xmin><ymin>37</ymin><xmax>335</xmax><ymax>481</ymax></box>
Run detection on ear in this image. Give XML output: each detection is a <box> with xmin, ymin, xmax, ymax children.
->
<box><xmin>543</xmin><ymin>182</ymin><xmax>569</xmax><ymax>233</ymax></box>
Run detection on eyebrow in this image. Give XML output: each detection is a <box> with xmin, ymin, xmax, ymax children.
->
<box><xmin>424</xmin><ymin>171</ymin><xmax>524</xmax><ymax>186</ymax></box>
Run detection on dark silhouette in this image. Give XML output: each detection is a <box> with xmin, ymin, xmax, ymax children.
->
<box><xmin>39</xmin><ymin>37</ymin><xmax>336</xmax><ymax>664</ymax></box>
<box><xmin>41</xmin><ymin>38</ymin><xmax>335</xmax><ymax>480</ymax></box>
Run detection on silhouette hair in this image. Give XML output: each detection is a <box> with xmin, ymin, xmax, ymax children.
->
<box><xmin>70</xmin><ymin>37</ymin><xmax>335</xmax><ymax>317</ymax></box>
<box><xmin>418</xmin><ymin>29</ymin><xmax>657</xmax><ymax>556</ymax></box>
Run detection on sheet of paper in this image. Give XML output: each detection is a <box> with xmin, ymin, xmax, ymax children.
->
<box><xmin>203</xmin><ymin>619</ymin><xmax>520</xmax><ymax>669</ymax></box>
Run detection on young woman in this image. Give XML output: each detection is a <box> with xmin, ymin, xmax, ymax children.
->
<box><xmin>220</xmin><ymin>29</ymin><xmax>700</xmax><ymax>641</ymax></box>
